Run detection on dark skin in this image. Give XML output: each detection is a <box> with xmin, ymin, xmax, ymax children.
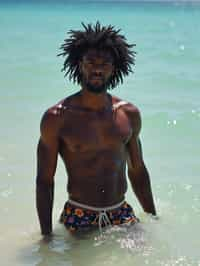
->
<box><xmin>36</xmin><ymin>49</ymin><xmax>156</xmax><ymax>236</ymax></box>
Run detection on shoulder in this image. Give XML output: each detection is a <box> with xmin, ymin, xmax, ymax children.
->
<box><xmin>111</xmin><ymin>95</ymin><xmax>141</xmax><ymax>118</ymax></box>
<box><xmin>40</xmin><ymin>99</ymin><xmax>66</xmax><ymax>137</ymax></box>
<box><xmin>112</xmin><ymin>95</ymin><xmax>141</xmax><ymax>136</ymax></box>
<box><xmin>123</xmin><ymin>102</ymin><xmax>141</xmax><ymax>136</ymax></box>
<box><xmin>122</xmin><ymin>102</ymin><xmax>141</xmax><ymax>120</ymax></box>
<box><xmin>40</xmin><ymin>93</ymin><xmax>80</xmax><ymax>136</ymax></box>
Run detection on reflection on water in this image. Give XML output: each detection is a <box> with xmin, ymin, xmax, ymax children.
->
<box><xmin>32</xmin><ymin>223</ymin><xmax>149</xmax><ymax>266</ymax></box>
<box><xmin>15</xmin><ymin>201</ymin><xmax>199</xmax><ymax>266</ymax></box>
<box><xmin>6</xmin><ymin>190</ymin><xmax>200</xmax><ymax>266</ymax></box>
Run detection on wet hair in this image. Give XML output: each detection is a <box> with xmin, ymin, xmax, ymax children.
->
<box><xmin>58</xmin><ymin>22</ymin><xmax>136</xmax><ymax>89</ymax></box>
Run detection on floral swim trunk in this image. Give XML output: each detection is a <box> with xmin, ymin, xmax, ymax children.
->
<box><xmin>59</xmin><ymin>201</ymin><xmax>139</xmax><ymax>232</ymax></box>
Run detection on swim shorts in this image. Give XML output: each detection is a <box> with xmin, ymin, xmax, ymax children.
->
<box><xmin>59</xmin><ymin>201</ymin><xmax>139</xmax><ymax>232</ymax></box>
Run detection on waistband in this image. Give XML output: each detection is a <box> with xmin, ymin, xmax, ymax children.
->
<box><xmin>68</xmin><ymin>199</ymin><xmax>125</xmax><ymax>212</ymax></box>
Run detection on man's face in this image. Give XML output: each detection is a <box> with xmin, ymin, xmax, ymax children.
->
<box><xmin>80</xmin><ymin>49</ymin><xmax>114</xmax><ymax>94</ymax></box>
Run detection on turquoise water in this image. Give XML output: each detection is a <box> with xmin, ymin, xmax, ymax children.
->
<box><xmin>0</xmin><ymin>1</ymin><xmax>200</xmax><ymax>265</ymax></box>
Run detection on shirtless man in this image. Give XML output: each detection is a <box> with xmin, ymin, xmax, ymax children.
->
<box><xmin>36</xmin><ymin>22</ymin><xmax>156</xmax><ymax>236</ymax></box>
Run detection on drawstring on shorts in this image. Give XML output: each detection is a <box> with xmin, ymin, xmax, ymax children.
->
<box><xmin>68</xmin><ymin>199</ymin><xmax>124</xmax><ymax>233</ymax></box>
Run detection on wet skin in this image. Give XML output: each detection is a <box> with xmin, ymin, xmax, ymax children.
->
<box><xmin>36</xmin><ymin>49</ymin><xmax>156</xmax><ymax>236</ymax></box>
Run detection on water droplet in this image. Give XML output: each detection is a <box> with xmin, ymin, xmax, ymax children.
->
<box><xmin>194</xmin><ymin>196</ymin><xmax>199</xmax><ymax>202</ymax></box>
<box><xmin>1</xmin><ymin>188</ymin><xmax>13</xmax><ymax>198</ymax></box>
<box><xmin>184</xmin><ymin>184</ymin><xmax>192</xmax><ymax>191</ymax></box>
<box><xmin>173</xmin><ymin>120</ymin><xmax>177</xmax><ymax>125</ymax></box>
<box><xmin>179</xmin><ymin>44</ymin><xmax>185</xmax><ymax>51</ymax></box>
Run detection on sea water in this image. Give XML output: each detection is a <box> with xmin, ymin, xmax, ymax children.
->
<box><xmin>0</xmin><ymin>1</ymin><xmax>200</xmax><ymax>265</ymax></box>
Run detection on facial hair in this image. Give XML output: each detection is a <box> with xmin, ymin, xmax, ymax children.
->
<box><xmin>85</xmin><ymin>81</ymin><xmax>108</xmax><ymax>94</ymax></box>
<box><xmin>82</xmin><ymin>76</ymin><xmax>110</xmax><ymax>94</ymax></box>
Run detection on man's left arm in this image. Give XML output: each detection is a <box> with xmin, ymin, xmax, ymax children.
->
<box><xmin>125</xmin><ymin>106</ymin><xmax>156</xmax><ymax>216</ymax></box>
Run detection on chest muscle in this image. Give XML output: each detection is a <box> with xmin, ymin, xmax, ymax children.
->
<box><xmin>60</xmin><ymin>111</ymin><xmax>131</xmax><ymax>153</ymax></box>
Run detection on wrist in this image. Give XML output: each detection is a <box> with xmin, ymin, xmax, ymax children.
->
<box><xmin>41</xmin><ymin>228</ymin><xmax>52</xmax><ymax>236</ymax></box>
<box><xmin>146</xmin><ymin>213</ymin><xmax>159</xmax><ymax>220</ymax></box>
<box><xmin>41</xmin><ymin>233</ymin><xmax>53</xmax><ymax>243</ymax></box>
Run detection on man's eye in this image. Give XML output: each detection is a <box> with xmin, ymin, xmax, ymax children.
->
<box><xmin>86</xmin><ymin>61</ymin><xmax>93</xmax><ymax>65</ymax></box>
<box><xmin>103</xmin><ymin>63</ymin><xmax>112</xmax><ymax>67</ymax></box>
<box><xmin>85</xmin><ymin>62</ymin><xmax>112</xmax><ymax>68</ymax></box>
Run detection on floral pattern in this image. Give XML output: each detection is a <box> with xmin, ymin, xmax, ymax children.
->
<box><xmin>60</xmin><ymin>201</ymin><xmax>138</xmax><ymax>232</ymax></box>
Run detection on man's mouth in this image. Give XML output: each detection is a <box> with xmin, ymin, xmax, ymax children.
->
<box><xmin>90</xmin><ymin>74</ymin><xmax>103</xmax><ymax>79</ymax></box>
<box><xmin>90</xmin><ymin>77</ymin><xmax>104</xmax><ymax>83</ymax></box>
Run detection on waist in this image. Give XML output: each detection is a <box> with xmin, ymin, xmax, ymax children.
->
<box><xmin>68</xmin><ymin>199</ymin><xmax>125</xmax><ymax>212</ymax></box>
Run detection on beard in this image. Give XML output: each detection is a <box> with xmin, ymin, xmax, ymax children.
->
<box><xmin>82</xmin><ymin>76</ymin><xmax>110</xmax><ymax>94</ymax></box>
<box><xmin>85</xmin><ymin>82</ymin><xmax>107</xmax><ymax>94</ymax></box>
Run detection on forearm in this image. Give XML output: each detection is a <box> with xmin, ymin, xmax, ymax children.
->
<box><xmin>36</xmin><ymin>178</ymin><xmax>54</xmax><ymax>235</ymax></box>
<box><xmin>128</xmin><ymin>165</ymin><xmax>156</xmax><ymax>215</ymax></box>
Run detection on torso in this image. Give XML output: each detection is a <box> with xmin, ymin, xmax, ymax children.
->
<box><xmin>56</xmin><ymin>93</ymin><xmax>133</xmax><ymax>207</ymax></box>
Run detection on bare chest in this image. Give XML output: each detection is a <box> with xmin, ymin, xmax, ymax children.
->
<box><xmin>60</xmin><ymin>110</ymin><xmax>132</xmax><ymax>153</ymax></box>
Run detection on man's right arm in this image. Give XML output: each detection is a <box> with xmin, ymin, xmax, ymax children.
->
<box><xmin>36</xmin><ymin>109</ymin><xmax>60</xmax><ymax>236</ymax></box>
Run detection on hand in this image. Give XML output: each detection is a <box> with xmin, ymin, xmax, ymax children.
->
<box><xmin>41</xmin><ymin>233</ymin><xmax>53</xmax><ymax>244</ymax></box>
<box><xmin>148</xmin><ymin>213</ymin><xmax>160</xmax><ymax>220</ymax></box>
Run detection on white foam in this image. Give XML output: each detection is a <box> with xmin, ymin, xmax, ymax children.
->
<box><xmin>1</xmin><ymin>188</ymin><xmax>13</xmax><ymax>198</ymax></box>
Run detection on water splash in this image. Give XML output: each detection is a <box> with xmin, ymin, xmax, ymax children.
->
<box><xmin>167</xmin><ymin>119</ymin><xmax>177</xmax><ymax>126</ymax></box>
<box><xmin>159</xmin><ymin>256</ymin><xmax>194</xmax><ymax>266</ymax></box>
<box><xmin>1</xmin><ymin>187</ymin><xmax>13</xmax><ymax>198</ymax></box>
<box><xmin>179</xmin><ymin>45</ymin><xmax>185</xmax><ymax>51</ymax></box>
<box><xmin>94</xmin><ymin>223</ymin><xmax>150</xmax><ymax>254</ymax></box>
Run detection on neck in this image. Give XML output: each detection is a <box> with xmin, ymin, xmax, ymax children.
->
<box><xmin>80</xmin><ymin>88</ymin><xmax>111</xmax><ymax>111</ymax></box>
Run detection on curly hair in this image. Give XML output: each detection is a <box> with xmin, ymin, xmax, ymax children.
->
<box><xmin>58</xmin><ymin>22</ymin><xmax>136</xmax><ymax>90</ymax></box>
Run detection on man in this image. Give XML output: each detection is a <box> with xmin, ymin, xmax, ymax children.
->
<box><xmin>36</xmin><ymin>22</ymin><xmax>156</xmax><ymax>236</ymax></box>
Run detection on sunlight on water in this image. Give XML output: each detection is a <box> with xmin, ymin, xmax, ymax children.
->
<box><xmin>94</xmin><ymin>223</ymin><xmax>146</xmax><ymax>251</ymax></box>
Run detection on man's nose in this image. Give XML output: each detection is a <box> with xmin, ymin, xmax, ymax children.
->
<box><xmin>94</xmin><ymin>69</ymin><xmax>102</xmax><ymax>74</ymax></box>
<box><xmin>93</xmin><ymin>65</ymin><xmax>104</xmax><ymax>74</ymax></box>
